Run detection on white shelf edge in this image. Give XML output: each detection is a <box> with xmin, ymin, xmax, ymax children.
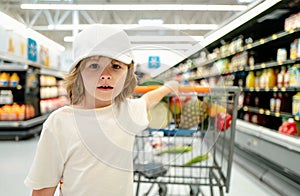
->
<box><xmin>236</xmin><ymin>119</ymin><xmax>300</xmax><ymax>152</ymax></box>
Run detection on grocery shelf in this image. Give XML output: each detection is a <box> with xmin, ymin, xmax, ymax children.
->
<box><xmin>0</xmin><ymin>114</ymin><xmax>49</xmax><ymax>140</ymax></box>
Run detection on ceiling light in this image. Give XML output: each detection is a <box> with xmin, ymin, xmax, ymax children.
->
<box><xmin>20</xmin><ymin>4</ymin><xmax>247</xmax><ymax>11</ymax></box>
<box><xmin>39</xmin><ymin>24</ymin><xmax>218</xmax><ymax>31</ymax></box>
<box><xmin>64</xmin><ymin>35</ymin><xmax>204</xmax><ymax>43</ymax></box>
<box><xmin>138</xmin><ymin>19</ymin><xmax>164</xmax><ymax>25</ymax></box>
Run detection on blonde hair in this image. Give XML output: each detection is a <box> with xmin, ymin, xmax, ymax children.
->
<box><xmin>63</xmin><ymin>57</ymin><xmax>137</xmax><ymax>106</ymax></box>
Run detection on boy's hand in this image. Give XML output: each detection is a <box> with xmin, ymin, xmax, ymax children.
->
<box><xmin>164</xmin><ymin>80</ymin><xmax>179</xmax><ymax>94</ymax></box>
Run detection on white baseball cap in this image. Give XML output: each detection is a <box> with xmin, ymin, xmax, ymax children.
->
<box><xmin>69</xmin><ymin>25</ymin><xmax>134</xmax><ymax>72</ymax></box>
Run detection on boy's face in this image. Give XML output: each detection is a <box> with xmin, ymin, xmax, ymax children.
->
<box><xmin>80</xmin><ymin>56</ymin><xmax>128</xmax><ymax>107</ymax></box>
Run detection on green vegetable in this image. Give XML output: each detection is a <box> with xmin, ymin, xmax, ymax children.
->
<box><xmin>156</xmin><ymin>146</ymin><xmax>192</xmax><ymax>156</ymax></box>
<box><xmin>183</xmin><ymin>153</ymin><xmax>210</xmax><ymax>166</ymax></box>
<box><xmin>140</xmin><ymin>79</ymin><xmax>164</xmax><ymax>86</ymax></box>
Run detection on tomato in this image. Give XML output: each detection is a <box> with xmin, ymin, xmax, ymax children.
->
<box><xmin>216</xmin><ymin>113</ymin><xmax>232</xmax><ymax>131</ymax></box>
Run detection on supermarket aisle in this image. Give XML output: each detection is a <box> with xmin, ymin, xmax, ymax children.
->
<box><xmin>0</xmin><ymin>136</ymin><xmax>280</xmax><ymax>196</ymax></box>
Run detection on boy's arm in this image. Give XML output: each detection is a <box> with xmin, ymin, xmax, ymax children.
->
<box><xmin>142</xmin><ymin>80</ymin><xmax>179</xmax><ymax>110</ymax></box>
<box><xmin>32</xmin><ymin>186</ymin><xmax>57</xmax><ymax>196</ymax></box>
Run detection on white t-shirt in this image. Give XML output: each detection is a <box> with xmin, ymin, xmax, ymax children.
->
<box><xmin>24</xmin><ymin>98</ymin><xmax>149</xmax><ymax>196</ymax></box>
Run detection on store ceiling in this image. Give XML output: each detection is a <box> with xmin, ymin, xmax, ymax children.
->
<box><xmin>0</xmin><ymin>0</ymin><xmax>258</xmax><ymax>49</ymax></box>
<box><xmin>0</xmin><ymin>0</ymin><xmax>258</xmax><ymax>74</ymax></box>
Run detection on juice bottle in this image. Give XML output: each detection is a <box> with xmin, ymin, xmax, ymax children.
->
<box><xmin>277</xmin><ymin>66</ymin><xmax>286</xmax><ymax>88</ymax></box>
<box><xmin>260</xmin><ymin>69</ymin><xmax>267</xmax><ymax>88</ymax></box>
<box><xmin>0</xmin><ymin>72</ymin><xmax>9</xmax><ymax>87</ymax></box>
<box><xmin>9</xmin><ymin>72</ymin><xmax>20</xmax><ymax>87</ymax></box>
<box><xmin>284</xmin><ymin>66</ymin><xmax>290</xmax><ymax>87</ymax></box>
<box><xmin>246</xmin><ymin>71</ymin><xmax>255</xmax><ymax>88</ymax></box>
<box><xmin>255</xmin><ymin>71</ymin><xmax>261</xmax><ymax>87</ymax></box>
<box><xmin>292</xmin><ymin>92</ymin><xmax>300</xmax><ymax>116</ymax></box>
<box><xmin>266</xmin><ymin>68</ymin><xmax>276</xmax><ymax>88</ymax></box>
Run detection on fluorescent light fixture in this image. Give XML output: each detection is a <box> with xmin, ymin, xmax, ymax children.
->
<box><xmin>42</xmin><ymin>24</ymin><xmax>218</xmax><ymax>31</ymax></box>
<box><xmin>21</xmin><ymin>4</ymin><xmax>247</xmax><ymax>11</ymax></box>
<box><xmin>185</xmin><ymin>0</ymin><xmax>282</xmax><ymax>57</ymax></box>
<box><xmin>138</xmin><ymin>19</ymin><xmax>164</xmax><ymax>25</ymax></box>
<box><xmin>64</xmin><ymin>35</ymin><xmax>204</xmax><ymax>43</ymax></box>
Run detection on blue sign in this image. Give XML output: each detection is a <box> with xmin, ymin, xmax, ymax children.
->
<box><xmin>27</xmin><ymin>38</ymin><xmax>37</xmax><ymax>62</ymax></box>
<box><xmin>148</xmin><ymin>56</ymin><xmax>160</xmax><ymax>69</ymax></box>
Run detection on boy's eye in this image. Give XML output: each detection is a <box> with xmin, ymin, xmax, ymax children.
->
<box><xmin>88</xmin><ymin>63</ymin><xmax>100</xmax><ymax>69</ymax></box>
<box><xmin>112</xmin><ymin>64</ymin><xmax>122</xmax><ymax>69</ymax></box>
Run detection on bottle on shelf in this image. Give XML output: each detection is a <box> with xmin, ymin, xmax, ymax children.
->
<box><xmin>292</xmin><ymin>92</ymin><xmax>300</xmax><ymax>116</ymax></box>
<box><xmin>270</xmin><ymin>93</ymin><xmax>277</xmax><ymax>112</ymax></box>
<box><xmin>266</xmin><ymin>68</ymin><xmax>276</xmax><ymax>88</ymax></box>
<box><xmin>9</xmin><ymin>72</ymin><xmax>20</xmax><ymax>87</ymax></box>
<box><xmin>277</xmin><ymin>66</ymin><xmax>286</xmax><ymax>88</ymax></box>
<box><xmin>246</xmin><ymin>71</ymin><xmax>255</xmax><ymax>88</ymax></box>
<box><xmin>0</xmin><ymin>72</ymin><xmax>9</xmax><ymax>87</ymax></box>
<box><xmin>275</xmin><ymin>93</ymin><xmax>283</xmax><ymax>113</ymax></box>
<box><xmin>284</xmin><ymin>65</ymin><xmax>291</xmax><ymax>87</ymax></box>
<box><xmin>260</xmin><ymin>69</ymin><xmax>267</xmax><ymax>88</ymax></box>
<box><xmin>255</xmin><ymin>71</ymin><xmax>261</xmax><ymax>87</ymax></box>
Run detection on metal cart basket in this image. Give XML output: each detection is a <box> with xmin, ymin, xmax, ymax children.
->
<box><xmin>133</xmin><ymin>86</ymin><xmax>240</xmax><ymax>196</ymax></box>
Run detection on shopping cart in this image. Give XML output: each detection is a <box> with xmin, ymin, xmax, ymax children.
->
<box><xmin>133</xmin><ymin>86</ymin><xmax>240</xmax><ymax>196</ymax></box>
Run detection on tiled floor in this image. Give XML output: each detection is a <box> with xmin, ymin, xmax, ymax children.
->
<box><xmin>0</xmin><ymin>136</ymin><xmax>280</xmax><ymax>196</ymax></box>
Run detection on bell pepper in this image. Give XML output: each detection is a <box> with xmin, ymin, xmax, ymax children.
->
<box><xmin>216</xmin><ymin>113</ymin><xmax>232</xmax><ymax>131</ymax></box>
<box><xmin>278</xmin><ymin>118</ymin><xmax>298</xmax><ymax>135</ymax></box>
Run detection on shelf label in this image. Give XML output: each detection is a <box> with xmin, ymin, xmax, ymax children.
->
<box><xmin>295</xmin><ymin>116</ymin><xmax>300</xmax><ymax>121</ymax></box>
<box><xmin>265</xmin><ymin>87</ymin><xmax>270</xmax><ymax>92</ymax></box>
<box><xmin>272</xmin><ymin>34</ymin><xmax>278</xmax><ymax>40</ymax></box>
<box><xmin>261</xmin><ymin>63</ymin><xmax>266</xmax><ymax>68</ymax></box>
<box><xmin>281</xmin><ymin>87</ymin><xmax>286</xmax><ymax>92</ymax></box>
<box><xmin>278</xmin><ymin>61</ymin><xmax>283</xmax><ymax>65</ymax></box>
<box><xmin>275</xmin><ymin>112</ymin><xmax>280</xmax><ymax>117</ymax></box>
<box><xmin>249</xmin><ymin>87</ymin><xmax>254</xmax><ymax>92</ymax></box>
<box><xmin>255</xmin><ymin>87</ymin><xmax>260</xmax><ymax>92</ymax></box>
<box><xmin>243</xmin><ymin>106</ymin><xmax>248</xmax><ymax>111</ymax></box>
<box><xmin>250</xmin><ymin>65</ymin><xmax>255</xmax><ymax>70</ymax></box>
<box><xmin>239</xmin><ymin>66</ymin><xmax>244</xmax><ymax>70</ymax></box>
<box><xmin>289</xmin><ymin>29</ymin><xmax>295</xmax><ymax>34</ymax></box>
<box><xmin>265</xmin><ymin>110</ymin><xmax>271</xmax><ymax>115</ymax></box>
<box><xmin>247</xmin><ymin>44</ymin><xmax>252</xmax><ymax>49</ymax></box>
<box><xmin>273</xmin><ymin>87</ymin><xmax>278</xmax><ymax>92</ymax></box>
<box><xmin>260</xmin><ymin>38</ymin><xmax>265</xmax><ymax>44</ymax></box>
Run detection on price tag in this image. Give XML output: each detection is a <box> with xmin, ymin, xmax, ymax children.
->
<box><xmin>295</xmin><ymin>116</ymin><xmax>300</xmax><ymax>121</ymax></box>
<box><xmin>261</xmin><ymin>63</ymin><xmax>266</xmax><ymax>68</ymax></box>
<box><xmin>289</xmin><ymin>29</ymin><xmax>294</xmax><ymax>34</ymax></box>
<box><xmin>273</xmin><ymin>87</ymin><xmax>278</xmax><ymax>92</ymax></box>
<box><xmin>265</xmin><ymin>110</ymin><xmax>271</xmax><ymax>115</ymax></box>
<box><xmin>239</xmin><ymin>66</ymin><xmax>244</xmax><ymax>70</ymax></box>
<box><xmin>260</xmin><ymin>38</ymin><xmax>265</xmax><ymax>44</ymax></box>
<box><xmin>272</xmin><ymin>34</ymin><xmax>278</xmax><ymax>40</ymax></box>
<box><xmin>247</xmin><ymin>44</ymin><xmax>252</xmax><ymax>49</ymax></box>
<box><xmin>249</xmin><ymin>87</ymin><xmax>254</xmax><ymax>92</ymax></box>
<box><xmin>255</xmin><ymin>87</ymin><xmax>260</xmax><ymax>92</ymax></box>
<box><xmin>250</xmin><ymin>65</ymin><xmax>255</xmax><ymax>70</ymax></box>
<box><xmin>243</xmin><ymin>106</ymin><xmax>248</xmax><ymax>111</ymax></box>
<box><xmin>265</xmin><ymin>87</ymin><xmax>270</xmax><ymax>92</ymax></box>
<box><xmin>281</xmin><ymin>87</ymin><xmax>286</xmax><ymax>92</ymax></box>
<box><xmin>278</xmin><ymin>61</ymin><xmax>283</xmax><ymax>65</ymax></box>
<box><xmin>275</xmin><ymin>112</ymin><xmax>280</xmax><ymax>117</ymax></box>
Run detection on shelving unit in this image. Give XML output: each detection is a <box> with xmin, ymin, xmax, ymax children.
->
<box><xmin>155</xmin><ymin>0</ymin><xmax>300</xmax><ymax>191</ymax></box>
<box><xmin>0</xmin><ymin>52</ymin><xmax>67</xmax><ymax>140</ymax></box>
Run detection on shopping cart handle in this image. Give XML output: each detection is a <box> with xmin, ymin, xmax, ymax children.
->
<box><xmin>134</xmin><ymin>85</ymin><xmax>211</xmax><ymax>94</ymax></box>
